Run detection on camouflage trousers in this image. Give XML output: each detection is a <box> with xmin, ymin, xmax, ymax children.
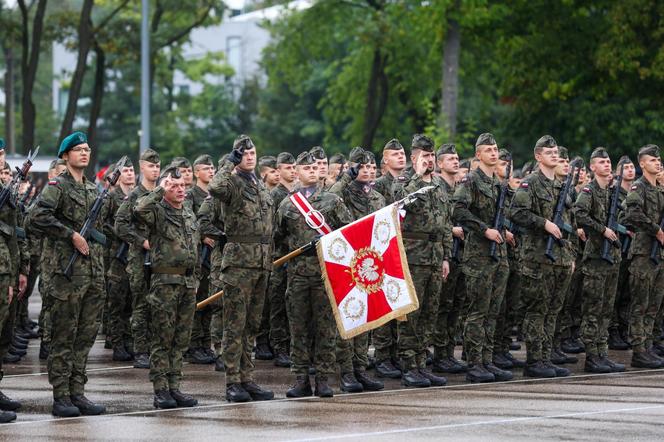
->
<box><xmin>556</xmin><ymin>261</ymin><xmax>584</xmax><ymax>342</ymax></box>
<box><xmin>48</xmin><ymin>274</ymin><xmax>105</xmax><ymax>399</ymax></box>
<box><xmin>221</xmin><ymin>267</ymin><xmax>269</xmax><ymax>384</ymax></box>
<box><xmin>286</xmin><ymin>274</ymin><xmax>336</xmax><ymax>376</ymax></box>
<box><xmin>267</xmin><ymin>267</ymin><xmax>290</xmax><ymax>355</ymax></box>
<box><xmin>432</xmin><ymin>263</ymin><xmax>464</xmax><ymax>360</ymax></box>
<box><xmin>520</xmin><ymin>262</ymin><xmax>572</xmax><ymax>363</ymax></box>
<box><xmin>256</xmin><ymin>289</ymin><xmax>271</xmax><ymax>348</ymax></box>
<box><xmin>610</xmin><ymin>258</ymin><xmax>632</xmax><ymax>334</ymax></box>
<box><xmin>372</xmin><ymin>321</ymin><xmax>397</xmax><ymax>363</ymax></box>
<box><xmin>106</xmin><ymin>258</ymin><xmax>133</xmax><ymax>348</ymax></box>
<box><xmin>189</xmin><ymin>267</ymin><xmax>212</xmax><ymax>349</ymax></box>
<box><xmin>336</xmin><ymin>332</ymin><xmax>369</xmax><ymax>374</ymax></box>
<box><xmin>580</xmin><ymin>260</ymin><xmax>619</xmax><ymax>357</ymax></box>
<box><xmin>628</xmin><ymin>257</ymin><xmax>664</xmax><ymax>353</ymax></box>
<box><xmin>17</xmin><ymin>254</ymin><xmax>40</xmax><ymax>326</ymax></box>
<box><xmin>398</xmin><ymin>264</ymin><xmax>442</xmax><ymax>370</ymax></box>
<box><xmin>0</xmin><ymin>275</ymin><xmax>16</xmax><ymax>382</ymax></box>
<box><xmin>462</xmin><ymin>257</ymin><xmax>509</xmax><ymax>365</ymax></box>
<box><xmin>495</xmin><ymin>259</ymin><xmax>521</xmax><ymax>354</ymax></box>
<box><xmin>208</xmin><ymin>276</ymin><xmax>224</xmax><ymax>357</ymax></box>
<box><xmin>128</xmin><ymin>259</ymin><xmax>150</xmax><ymax>354</ymax></box>
<box><xmin>148</xmin><ymin>283</ymin><xmax>195</xmax><ymax>391</ymax></box>
<box><xmin>38</xmin><ymin>271</ymin><xmax>53</xmax><ymax>345</ymax></box>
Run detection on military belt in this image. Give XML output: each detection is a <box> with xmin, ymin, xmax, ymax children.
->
<box><xmin>403</xmin><ymin>232</ymin><xmax>441</xmax><ymax>241</ymax></box>
<box><xmin>151</xmin><ymin>266</ymin><xmax>194</xmax><ymax>276</ymax></box>
<box><xmin>226</xmin><ymin>235</ymin><xmax>271</xmax><ymax>244</ymax></box>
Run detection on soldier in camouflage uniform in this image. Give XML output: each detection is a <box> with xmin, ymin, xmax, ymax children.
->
<box><xmin>373</xmin><ymin>138</ymin><xmax>407</xmax><ymax>379</ymax></box>
<box><xmin>185</xmin><ymin>154</ymin><xmax>216</xmax><ymax>365</ymax></box>
<box><xmin>327</xmin><ymin>153</ymin><xmax>346</xmax><ymax>183</ymax></box>
<box><xmin>274</xmin><ymin>151</ymin><xmax>352</xmax><ymax>398</ymax></box>
<box><xmin>172</xmin><ymin>157</ymin><xmax>194</xmax><ymax>189</ymax></box>
<box><xmin>395</xmin><ymin>134</ymin><xmax>452</xmax><ymax>388</ymax></box>
<box><xmin>114</xmin><ymin>149</ymin><xmax>161</xmax><ymax>369</ymax></box>
<box><xmin>208</xmin><ymin>135</ymin><xmax>275</xmax><ymax>403</ymax></box>
<box><xmin>258</xmin><ymin>155</ymin><xmax>280</xmax><ymax>192</ymax></box>
<box><xmin>134</xmin><ymin>165</ymin><xmax>200</xmax><ymax>409</ymax></box>
<box><xmin>431</xmin><ymin>143</ymin><xmax>467</xmax><ymax>374</ymax></box>
<box><xmin>331</xmin><ymin>147</ymin><xmax>385</xmax><ymax>393</ymax></box>
<box><xmin>453</xmin><ymin>134</ymin><xmax>512</xmax><ymax>383</ymax></box>
<box><xmin>28</xmin><ymin>132</ymin><xmax>107</xmax><ymax>417</ymax></box>
<box><xmin>622</xmin><ymin>145</ymin><xmax>664</xmax><ymax>369</ymax></box>
<box><xmin>573</xmin><ymin>147</ymin><xmax>625</xmax><ymax>373</ymax></box>
<box><xmin>310</xmin><ymin>146</ymin><xmax>330</xmax><ymax>189</ymax></box>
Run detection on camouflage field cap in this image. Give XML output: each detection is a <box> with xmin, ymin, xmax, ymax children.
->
<box><xmin>276</xmin><ymin>152</ymin><xmax>296</xmax><ymax>165</ymax></box>
<box><xmin>535</xmin><ymin>135</ymin><xmax>557</xmax><ymax>149</ymax></box>
<box><xmin>411</xmin><ymin>134</ymin><xmax>434</xmax><ymax>152</ymax></box>
<box><xmin>171</xmin><ymin>156</ymin><xmax>192</xmax><ymax>169</ymax></box>
<box><xmin>310</xmin><ymin>146</ymin><xmax>327</xmax><ymax>160</ymax></box>
<box><xmin>383</xmin><ymin>138</ymin><xmax>403</xmax><ymax>151</ymax></box>
<box><xmin>638</xmin><ymin>144</ymin><xmax>660</xmax><ymax>160</ymax></box>
<box><xmin>590</xmin><ymin>147</ymin><xmax>609</xmax><ymax>160</ymax></box>
<box><xmin>258</xmin><ymin>155</ymin><xmax>277</xmax><ymax>169</ymax></box>
<box><xmin>475</xmin><ymin>133</ymin><xmax>496</xmax><ymax>148</ymax></box>
<box><xmin>193</xmin><ymin>154</ymin><xmax>214</xmax><ymax>167</ymax></box>
<box><xmin>296</xmin><ymin>151</ymin><xmax>316</xmax><ymax>165</ymax></box>
<box><xmin>140</xmin><ymin>148</ymin><xmax>160</xmax><ymax>164</ymax></box>
<box><xmin>437</xmin><ymin>143</ymin><xmax>457</xmax><ymax>158</ymax></box>
<box><xmin>557</xmin><ymin>146</ymin><xmax>569</xmax><ymax>160</ymax></box>
<box><xmin>233</xmin><ymin>134</ymin><xmax>255</xmax><ymax>151</ymax></box>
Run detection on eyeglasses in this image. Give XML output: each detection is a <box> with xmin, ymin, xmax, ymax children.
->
<box><xmin>70</xmin><ymin>146</ymin><xmax>91</xmax><ymax>153</ymax></box>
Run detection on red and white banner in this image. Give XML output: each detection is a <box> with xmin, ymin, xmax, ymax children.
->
<box><xmin>317</xmin><ymin>204</ymin><xmax>418</xmax><ymax>339</ymax></box>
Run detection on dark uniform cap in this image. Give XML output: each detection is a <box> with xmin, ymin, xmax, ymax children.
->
<box><xmin>258</xmin><ymin>155</ymin><xmax>277</xmax><ymax>169</ymax></box>
<box><xmin>498</xmin><ymin>148</ymin><xmax>512</xmax><ymax>161</ymax></box>
<box><xmin>437</xmin><ymin>143</ymin><xmax>457</xmax><ymax>158</ymax></box>
<box><xmin>58</xmin><ymin>131</ymin><xmax>88</xmax><ymax>158</ymax></box>
<box><xmin>329</xmin><ymin>153</ymin><xmax>346</xmax><ymax>165</ymax></box>
<box><xmin>535</xmin><ymin>135</ymin><xmax>557</xmax><ymax>149</ymax></box>
<box><xmin>411</xmin><ymin>134</ymin><xmax>434</xmax><ymax>152</ymax></box>
<box><xmin>140</xmin><ymin>148</ymin><xmax>160</xmax><ymax>164</ymax></box>
<box><xmin>233</xmin><ymin>134</ymin><xmax>255</xmax><ymax>151</ymax></box>
<box><xmin>383</xmin><ymin>138</ymin><xmax>403</xmax><ymax>151</ymax></box>
<box><xmin>590</xmin><ymin>147</ymin><xmax>609</xmax><ymax>160</ymax></box>
<box><xmin>349</xmin><ymin>147</ymin><xmax>365</xmax><ymax>164</ymax></box>
<box><xmin>638</xmin><ymin>144</ymin><xmax>660</xmax><ymax>160</ymax></box>
<box><xmin>277</xmin><ymin>152</ymin><xmax>296</xmax><ymax>165</ymax></box>
<box><xmin>557</xmin><ymin>146</ymin><xmax>569</xmax><ymax>160</ymax></box>
<box><xmin>475</xmin><ymin>132</ymin><xmax>496</xmax><ymax>148</ymax></box>
<box><xmin>2</xmin><ymin>161</ymin><xmax>10</xmax><ymax>171</ymax></box>
<box><xmin>193</xmin><ymin>154</ymin><xmax>214</xmax><ymax>167</ymax></box>
<box><xmin>309</xmin><ymin>146</ymin><xmax>327</xmax><ymax>160</ymax></box>
<box><xmin>49</xmin><ymin>159</ymin><xmax>67</xmax><ymax>170</ymax></box>
<box><xmin>171</xmin><ymin>156</ymin><xmax>192</xmax><ymax>169</ymax></box>
<box><xmin>0</xmin><ymin>138</ymin><xmax>4</xmax><ymax>151</ymax></box>
<box><xmin>617</xmin><ymin>155</ymin><xmax>633</xmax><ymax>166</ymax></box>
<box><xmin>296</xmin><ymin>152</ymin><xmax>316</xmax><ymax>165</ymax></box>
<box><xmin>459</xmin><ymin>159</ymin><xmax>471</xmax><ymax>170</ymax></box>
<box><xmin>160</xmin><ymin>164</ymin><xmax>182</xmax><ymax>179</ymax></box>
<box><xmin>571</xmin><ymin>156</ymin><xmax>585</xmax><ymax>168</ymax></box>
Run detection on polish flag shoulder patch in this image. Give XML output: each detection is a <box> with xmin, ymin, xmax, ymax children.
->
<box><xmin>582</xmin><ymin>187</ymin><xmax>591</xmax><ymax>193</ymax></box>
<box><xmin>48</xmin><ymin>180</ymin><xmax>58</xmax><ymax>186</ymax></box>
<box><xmin>631</xmin><ymin>185</ymin><xmax>638</xmax><ymax>191</ymax></box>
<box><xmin>520</xmin><ymin>182</ymin><xmax>529</xmax><ymax>188</ymax></box>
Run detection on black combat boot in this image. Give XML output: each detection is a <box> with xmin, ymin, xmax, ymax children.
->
<box><xmin>104</xmin><ymin>336</ymin><xmax>112</xmax><ymax>349</ymax></box>
<box><xmin>561</xmin><ymin>337</ymin><xmax>584</xmax><ymax>354</ymax></box>
<box><xmin>608</xmin><ymin>328</ymin><xmax>630</xmax><ymax>350</ymax></box>
<box><xmin>599</xmin><ymin>355</ymin><xmax>625</xmax><ymax>372</ymax></box>
<box><xmin>509</xmin><ymin>341</ymin><xmax>521</xmax><ymax>351</ymax></box>
<box><xmin>0</xmin><ymin>411</ymin><xmax>16</xmax><ymax>424</ymax></box>
<box><xmin>375</xmin><ymin>359</ymin><xmax>402</xmax><ymax>378</ymax></box>
<box><xmin>187</xmin><ymin>347</ymin><xmax>214</xmax><ymax>364</ymax></box>
<box><xmin>484</xmin><ymin>363</ymin><xmax>513</xmax><ymax>381</ymax></box>
<box><xmin>52</xmin><ymin>397</ymin><xmax>81</xmax><ymax>417</ymax></box>
<box><xmin>419</xmin><ymin>368</ymin><xmax>447</xmax><ymax>386</ymax></box>
<box><xmin>169</xmin><ymin>389</ymin><xmax>198</xmax><ymax>407</ymax></box>
<box><xmin>133</xmin><ymin>352</ymin><xmax>150</xmax><ymax>369</ymax></box>
<box><xmin>339</xmin><ymin>372</ymin><xmax>363</xmax><ymax>393</ymax></box>
<box><xmin>214</xmin><ymin>355</ymin><xmax>225</xmax><ymax>372</ymax></box>
<box><xmin>0</xmin><ymin>391</ymin><xmax>21</xmax><ymax>411</ymax></box>
<box><xmin>153</xmin><ymin>389</ymin><xmax>177</xmax><ymax>409</ymax></box>
<box><xmin>70</xmin><ymin>395</ymin><xmax>105</xmax><ymax>415</ymax></box>
<box><xmin>225</xmin><ymin>383</ymin><xmax>251</xmax><ymax>402</ymax></box>
<box><xmin>355</xmin><ymin>370</ymin><xmax>384</xmax><ymax>391</ymax></box>
<box><xmin>112</xmin><ymin>346</ymin><xmax>133</xmax><ymax>362</ymax></box>
<box><xmin>39</xmin><ymin>341</ymin><xmax>49</xmax><ymax>360</ymax></box>
<box><xmin>647</xmin><ymin>348</ymin><xmax>664</xmax><ymax>365</ymax></box>
<box><xmin>314</xmin><ymin>376</ymin><xmax>334</xmax><ymax>398</ymax></box>
<box><xmin>433</xmin><ymin>357</ymin><xmax>465</xmax><ymax>374</ymax></box>
<box><xmin>9</xmin><ymin>345</ymin><xmax>26</xmax><ymax>357</ymax></box>
<box><xmin>523</xmin><ymin>360</ymin><xmax>556</xmax><ymax>378</ymax></box>
<box><xmin>254</xmin><ymin>343</ymin><xmax>274</xmax><ymax>360</ymax></box>
<box><xmin>401</xmin><ymin>369</ymin><xmax>431</xmax><ymax>388</ymax></box>
<box><xmin>465</xmin><ymin>364</ymin><xmax>495</xmax><ymax>383</ymax></box>
<box><xmin>543</xmin><ymin>361</ymin><xmax>570</xmax><ymax>377</ymax></box>
<box><xmin>11</xmin><ymin>339</ymin><xmax>27</xmax><ymax>350</ymax></box>
<box><xmin>492</xmin><ymin>353</ymin><xmax>514</xmax><ymax>370</ymax></box>
<box><xmin>584</xmin><ymin>355</ymin><xmax>612</xmax><ymax>373</ymax></box>
<box><xmin>550</xmin><ymin>350</ymin><xmax>567</xmax><ymax>365</ymax></box>
<box><xmin>2</xmin><ymin>354</ymin><xmax>20</xmax><ymax>363</ymax></box>
<box><xmin>553</xmin><ymin>348</ymin><xmax>578</xmax><ymax>364</ymax></box>
<box><xmin>286</xmin><ymin>375</ymin><xmax>313</xmax><ymax>398</ymax></box>
<box><xmin>13</xmin><ymin>335</ymin><xmax>29</xmax><ymax>346</ymax></box>
<box><xmin>631</xmin><ymin>351</ymin><xmax>662</xmax><ymax>369</ymax></box>
<box><xmin>652</xmin><ymin>342</ymin><xmax>664</xmax><ymax>357</ymax></box>
<box><xmin>503</xmin><ymin>352</ymin><xmax>526</xmax><ymax>368</ymax></box>
<box><xmin>274</xmin><ymin>352</ymin><xmax>292</xmax><ymax>368</ymax></box>
<box><xmin>241</xmin><ymin>382</ymin><xmax>274</xmax><ymax>401</ymax></box>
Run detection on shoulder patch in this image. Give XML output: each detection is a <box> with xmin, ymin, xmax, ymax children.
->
<box><xmin>582</xmin><ymin>187</ymin><xmax>591</xmax><ymax>193</ymax></box>
<box><xmin>460</xmin><ymin>176</ymin><xmax>468</xmax><ymax>183</ymax></box>
<box><xmin>48</xmin><ymin>180</ymin><xmax>58</xmax><ymax>186</ymax></box>
<box><xmin>397</xmin><ymin>176</ymin><xmax>407</xmax><ymax>182</ymax></box>
<box><xmin>631</xmin><ymin>185</ymin><xmax>638</xmax><ymax>191</ymax></box>
<box><xmin>520</xmin><ymin>182</ymin><xmax>528</xmax><ymax>188</ymax></box>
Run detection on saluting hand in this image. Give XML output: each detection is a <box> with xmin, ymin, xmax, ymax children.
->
<box><xmin>72</xmin><ymin>231</ymin><xmax>90</xmax><ymax>256</ymax></box>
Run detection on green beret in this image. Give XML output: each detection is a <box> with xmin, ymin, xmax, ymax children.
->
<box><xmin>233</xmin><ymin>134</ymin><xmax>255</xmax><ymax>151</ymax></box>
<box><xmin>258</xmin><ymin>155</ymin><xmax>277</xmax><ymax>169</ymax></box>
<box><xmin>0</xmin><ymin>138</ymin><xmax>5</xmax><ymax>151</ymax></box>
<box><xmin>309</xmin><ymin>146</ymin><xmax>326</xmax><ymax>160</ymax></box>
<box><xmin>277</xmin><ymin>152</ymin><xmax>296</xmax><ymax>165</ymax></box>
<box><xmin>329</xmin><ymin>153</ymin><xmax>346</xmax><ymax>165</ymax></box>
<box><xmin>160</xmin><ymin>164</ymin><xmax>181</xmax><ymax>179</ymax></box>
<box><xmin>58</xmin><ymin>131</ymin><xmax>88</xmax><ymax>158</ymax></box>
<box><xmin>557</xmin><ymin>146</ymin><xmax>569</xmax><ymax>160</ymax></box>
<box><xmin>437</xmin><ymin>143</ymin><xmax>457</xmax><ymax>158</ymax></box>
<box><xmin>590</xmin><ymin>147</ymin><xmax>609</xmax><ymax>160</ymax></box>
<box><xmin>171</xmin><ymin>156</ymin><xmax>191</xmax><ymax>169</ymax></box>
<box><xmin>140</xmin><ymin>148</ymin><xmax>160</xmax><ymax>164</ymax></box>
<box><xmin>637</xmin><ymin>144</ymin><xmax>660</xmax><ymax>160</ymax></box>
<box><xmin>296</xmin><ymin>151</ymin><xmax>316</xmax><ymax>165</ymax></box>
<box><xmin>193</xmin><ymin>154</ymin><xmax>214</xmax><ymax>167</ymax></box>
<box><xmin>411</xmin><ymin>134</ymin><xmax>434</xmax><ymax>152</ymax></box>
<box><xmin>383</xmin><ymin>138</ymin><xmax>403</xmax><ymax>151</ymax></box>
<box><xmin>498</xmin><ymin>149</ymin><xmax>512</xmax><ymax>161</ymax></box>
<box><xmin>535</xmin><ymin>135</ymin><xmax>557</xmax><ymax>149</ymax></box>
<box><xmin>475</xmin><ymin>133</ymin><xmax>496</xmax><ymax>148</ymax></box>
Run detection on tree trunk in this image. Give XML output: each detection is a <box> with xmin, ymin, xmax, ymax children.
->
<box><xmin>3</xmin><ymin>46</ymin><xmax>16</xmax><ymax>154</ymax></box>
<box><xmin>360</xmin><ymin>48</ymin><xmax>389</xmax><ymax>150</ymax></box>
<box><xmin>87</xmin><ymin>41</ymin><xmax>105</xmax><ymax>172</ymax></box>
<box><xmin>58</xmin><ymin>0</ymin><xmax>95</xmax><ymax>141</ymax></box>
<box><xmin>440</xmin><ymin>8</ymin><xmax>461</xmax><ymax>138</ymax></box>
<box><xmin>19</xmin><ymin>0</ymin><xmax>48</xmax><ymax>154</ymax></box>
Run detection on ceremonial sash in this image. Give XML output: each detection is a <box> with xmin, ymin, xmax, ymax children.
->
<box><xmin>289</xmin><ymin>191</ymin><xmax>332</xmax><ymax>235</ymax></box>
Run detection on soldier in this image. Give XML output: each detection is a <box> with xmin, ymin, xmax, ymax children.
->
<box><xmin>258</xmin><ymin>156</ymin><xmax>280</xmax><ymax>192</ymax></box>
<box><xmin>104</xmin><ymin>159</ymin><xmax>136</xmax><ymax>361</ymax></box>
<box><xmin>28</xmin><ymin>132</ymin><xmax>106</xmax><ymax>417</ymax></box>
<box><xmin>573</xmin><ymin>147</ymin><xmax>625</xmax><ymax>373</ymax></box>
<box><xmin>172</xmin><ymin>157</ymin><xmax>194</xmax><ymax>189</ymax></box>
<box><xmin>431</xmin><ymin>143</ymin><xmax>467</xmax><ymax>374</ymax></box>
<box><xmin>330</xmin><ymin>147</ymin><xmax>385</xmax><ymax>393</ymax></box>
<box><xmin>208</xmin><ymin>135</ymin><xmax>275</xmax><ymax>403</ymax></box>
<box><xmin>372</xmin><ymin>138</ymin><xmax>407</xmax><ymax>378</ymax></box>
<box><xmin>310</xmin><ymin>146</ymin><xmax>329</xmax><ymax>188</ymax></box>
<box><xmin>327</xmin><ymin>153</ymin><xmax>346</xmax><ymax>183</ymax></box>
<box><xmin>134</xmin><ymin>165</ymin><xmax>200</xmax><ymax>409</ymax></box>
<box><xmin>115</xmin><ymin>148</ymin><xmax>161</xmax><ymax>369</ymax></box>
<box><xmin>395</xmin><ymin>134</ymin><xmax>452</xmax><ymax>388</ymax></box>
<box><xmin>185</xmin><ymin>154</ymin><xmax>216</xmax><ymax>365</ymax></box>
<box><xmin>274</xmin><ymin>151</ymin><xmax>352</xmax><ymax>398</ymax></box>
<box><xmin>453</xmin><ymin>134</ymin><xmax>512</xmax><ymax>383</ymax></box>
<box><xmin>623</xmin><ymin>145</ymin><xmax>664</xmax><ymax>369</ymax></box>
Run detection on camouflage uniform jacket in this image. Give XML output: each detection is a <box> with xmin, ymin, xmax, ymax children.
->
<box><xmin>623</xmin><ymin>176</ymin><xmax>664</xmax><ymax>259</ymax></box>
<box><xmin>114</xmin><ymin>183</ymin><xmax>151</xmax><ymax>263</ymax></box>
<box><xmin>197</xmin><ymin>195</ymin><xmax>226</xmax><ymax>271</ymax></box>
<box><xmin>102</xmin><ymin>186</ymin><xmax>130</xmax><ymax>260</ymax></box>
<box><xmin>186</xmin><ymin>185</ymin><xmax>209</xmax><ymax>217</ymax></box>
<box><xmin>270</xmin><ymin>183</ymin><xmax>292</xmax><ymax>259</ymax></box>
<box><xmin>329</xmin><ymin>173</ymin><xmax>386</xmax><ymax>221</ymax></box>
<box><xmin>0</xmin><ymin>184</ymin><xmax>28</xmax><ymax>278</ymax></box>
<box><xmin>453</xmin><ymin>167</ymin><xmax>507</xmax><ymax>260</ymax></box>
<box><xmin>395</xmin><ymin>173</ymin><xmax>453</xmax><ymax>266</ymax></box>
<box><xmin>374</xmin><ymin>172</ymin><xmax>403</xmax><ymax>205</ymax></box>
<box><xmin>208</xmin><ymin>160</ymin><xmax>273</xmax><ymax>271</ymax></box>
<box><xmin>134</xmin><ymin>187</ymin><xmax>200</xmax><ymax>289</ymax></box>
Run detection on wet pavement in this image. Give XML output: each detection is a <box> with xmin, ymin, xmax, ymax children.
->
<box><xmin>1</xmin><ymin>296</ymin><xmax>663</xmax><ymax>440</ymax></box>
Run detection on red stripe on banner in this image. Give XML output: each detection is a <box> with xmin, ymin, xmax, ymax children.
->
<box><xmin>382</xmin><ymin>236</ymin><xmax>405</xmax><ymax>280</ymax></box>
<box><xmin>341</xmin><ymin>213</ymin><xmax>375</xmax><ymax>252</ymax></box>
<box><xmin>324</xmin><ymin>261</ymin><xmax>355</xmax><ymax>305</ymax></box>
<box><xmin>367</xmin><ymin>288</ymin><xmax>392</xmax><ymax>322</ymax></box>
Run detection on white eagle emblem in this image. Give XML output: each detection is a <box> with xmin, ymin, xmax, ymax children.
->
<box><xmin>358</xmin><ymin>258</ymin><xmax>380</xmax><ymax>282</ymax></box>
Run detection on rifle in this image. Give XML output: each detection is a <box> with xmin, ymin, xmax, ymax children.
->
<box><xmin>601</xmin><ymin>164</ymin><xmax>628</xmax><ymax>264</ymax></box>
<box><xmin>114</xmin><ymin>242</ymin><xmax>129</xmax><ymax>265</ymax></box>
<box><xmin>18</xmin><ymin>182</ymin><xmax>34</xmax><ymax>213</ymax></box>
<box><xmin>545</xmin><ymin>159</ymin><xmax>582</xmax><ymax>262</ymax></box>
<box><xmin>144</xmin><ymin>250</ymin><xmax>152</xmax><ymax>289</ymax></box>
<box><xmin>0</xmin><ymin>146</ymin><xmax>39</xmax><ymax>211</ymax></box>
<box><xmin>63</xmin><ymin>156</ymin><xmax>128</xmax><ymax>280</ymax></box>
<box><xmin>649</xmin><ymin>216</ymin><xmax>664</xmax><ymax>265</ymax></box>
<box><xmin>490</xmin><ymin>156</ymin><xmax>512</xmax><ymax>261</ymax></box>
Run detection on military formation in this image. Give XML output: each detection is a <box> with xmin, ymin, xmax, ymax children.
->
<box><xmin>0</xmin><ymin>130</ymin><xmax>663</xmax><ymax>423</ymax></box>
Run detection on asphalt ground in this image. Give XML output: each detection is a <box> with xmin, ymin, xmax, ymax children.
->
<box><xmin>1</xmin><ymin>295</ymin><xmax>663</xmax><ymax>441</ymax></box>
